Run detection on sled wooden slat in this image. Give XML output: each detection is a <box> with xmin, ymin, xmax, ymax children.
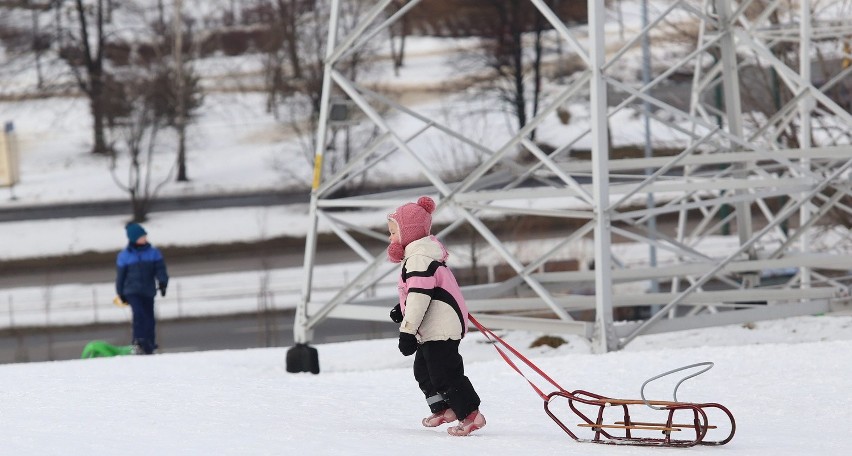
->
<box><xmin>577</xmin><ymin>423</ymin><xmax>682</xmax><ymax>432</ymax></box>
<box><xmin>599</xmin><ymin>398</ymin><xmax>684</xmax><ymax>406</ymax></box>
<box><xmin>615</xmin><ymin>421</ymin><xmax>717</xmax><ymax>429</ymax></box>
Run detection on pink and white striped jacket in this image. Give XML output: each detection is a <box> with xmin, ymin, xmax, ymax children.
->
<box><xmin>397</xmin><ymin>235</ymin><xmax>469</xmax><ymax>342</ymax></box>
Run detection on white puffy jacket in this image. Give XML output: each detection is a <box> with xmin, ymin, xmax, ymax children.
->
<box><xmin>397</xmin><ymin>236</ymin><xmax>469</xmax><ymax>342</ymax></box>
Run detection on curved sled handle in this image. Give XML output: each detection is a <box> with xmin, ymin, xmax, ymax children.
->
<box><xmin>640</xmin><ymin>362</ymin><xmax>714</xmax><ymax>410</ymax></box>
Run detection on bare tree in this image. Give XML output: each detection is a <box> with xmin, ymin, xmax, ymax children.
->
<box><xmin>172</xmin><ymin>0</ymin><xmax>201</xmax><ymax>182</ymax></box>
<box><xmin>260</xmin><ymin>0</ymin><xmax>381</xmax><ymax>194</ymax></box>
<box><xmin>0</xmin><ymin>1</ymin><xmax>60</xmax><ymax>92</ymax></box>
<box><xmin>472</xmin><ymin>0</ymin><xmax>552</xmax><ymax>138</ymax></box>
<box><xmin>259</xmin><ymin>0</ymin><xmax>310</xmax><ymax>114</ymax></box>
<box><xmin>63</xmin><ymin>0</ymin><xmax>112</xmax><ymax>155</ymax></box>
<box><xmin>105</xmin><ymin>0</ymin><xmax>203</xmax><ymax>222</ymax></box>
<box><xmin>387</xmin><ymin>0</ymin><xmax>409</xmax><ymax>76</ymax></box>
<box><xmin>109</xmin><ymin>68</ymin><xmax>173</xmax><ymax>222</ymax></box>
<box><xmin>106</xmin><ymin>0</ymin><xmax>204</xmax><ymax>220</ymax></box>
<box><xmin>29</xmin><ymin>3</ymin><xmax>50</xmax><ymax>88</ymax></box>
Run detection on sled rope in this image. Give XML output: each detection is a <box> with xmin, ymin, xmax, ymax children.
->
<box><xmin>468</xmin><ymin>315</ymin><xmax>565</xmax><ymax>400</ymax></box>
<box><xmin>640</xmin><ymin>361</ymin><xmax>714</xmax><ymax>410</ymax></box>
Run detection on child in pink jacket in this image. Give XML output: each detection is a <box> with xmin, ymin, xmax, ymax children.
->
<box><xmin>387</xmin><ymin>196</ymin><xmax>486</xmax><ymax>436</ymax></box>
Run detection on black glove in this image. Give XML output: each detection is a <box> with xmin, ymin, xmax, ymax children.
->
<box><xmin>398</xmin><ymin>332</ymin><xmax>417</xmax><ymax>356</ymax></box>
<box><xmin>390</xmin><ymin>303</ymin><xmax>403</xmax><ymax>323</ymax></box>
<box><xmin>159</xmin><ymin>285</ymin><xmax>167</xmax><ymax>297</ymax></box>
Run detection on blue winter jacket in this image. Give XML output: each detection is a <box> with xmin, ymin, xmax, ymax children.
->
<box><xmin>116</xmin><ymin>243</ymin><xmax>169</xmax><ymax>298</ymax></box>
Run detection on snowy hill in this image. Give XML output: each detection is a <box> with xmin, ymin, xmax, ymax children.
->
<box><xmin>0</xmin><ymin>314</ymin><xmax>850</xmax><ymax>455</ymax></box>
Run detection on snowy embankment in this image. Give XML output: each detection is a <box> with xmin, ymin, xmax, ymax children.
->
<box><xmin>0</xmin><ymin>314</ymin><xmax>849</xmax><ymax>455</ymax></box>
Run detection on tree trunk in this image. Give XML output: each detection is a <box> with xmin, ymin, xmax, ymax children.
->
<box><xmin>279</xmin><ymin>0</ymin><xmax>302</xmax><ymax>79</ymax></box>
<box><xmin>129</xmin><ymin>189</ymin><xmax>146</xmax><ymax>223</ymax></box>
<box><xmin>511</xmin><ymin>1</ymin><xmax>526</xmax><ymax>130</ymax></box>
<box><xmin>530</xmin><ymin>13</ymin><xmax>544</xmax><ymax>141</ymax></box>
<box><xmin>131</xmin><ymin>202</ymin><xmax>148</xmax><ymax>223</ymax></box>
<box><xmin>174</xmin><ymin>0</ymin><xmax>189</xmax><ymax>181</ymax></box>
<box><xmin>32</xmin><ymin>10</ymin><xmax>44</xmax><ymax>88</ymax></box>
<box><xmin>75</xmin><ymin>0</ymin><xmax>110</xmax><ymax>155</ymax></box>
<box><xmin>389</xmin><ymin>1</ymin><xmax>408</xmax><ymax>76</ymax></box>
<box><xmin>176</xmin><ymin>126</ymin><xmax>188</xmax><ymax>181</ymax></box>
<box><xmin>90</xmin><ymin>72</ymin><xmax>109</xmax><ymax>155</ymax></box>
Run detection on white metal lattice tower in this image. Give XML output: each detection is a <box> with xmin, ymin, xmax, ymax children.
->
<box><xmin>288</xmin><ymin>0</ymin><xmax>852</xmax><ymax>371</ymax></box>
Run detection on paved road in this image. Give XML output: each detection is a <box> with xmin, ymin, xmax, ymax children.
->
<box><xmin>0</xmin><ymin>238</ymin><xmax>371</xmax><ymax>289</ymax></box>
<box><xmin>0</xmin><ymin>310</ymin><xmax>399</xmax><ymax>364</ymax></box>
<box><xmin>0</xmin><ymin>189</ymin><xmax>308</xmax><ymax>222</ymax></box>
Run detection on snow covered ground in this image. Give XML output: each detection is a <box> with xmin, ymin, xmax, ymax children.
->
<box><xmin>0</xmin><ymin>314</ymin><xmax>849</xmax><ymax>455</ymax></box>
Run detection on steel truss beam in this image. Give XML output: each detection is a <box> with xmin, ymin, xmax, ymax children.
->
<box><xmin>293</xmin><ymin>0</ymin><xmax>852</xmax><ymax>357</ymax></box>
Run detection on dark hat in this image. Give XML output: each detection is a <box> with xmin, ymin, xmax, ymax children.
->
<box><xmin>125</xmin><ymin>223</ymin><xmax>147</xmax><ymax>243</ymax></box>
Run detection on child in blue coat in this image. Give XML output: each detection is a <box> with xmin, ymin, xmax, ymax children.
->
<box><xmin>116</xmin><ymin>223</ymin><xmax>169</xmax><ymax>355</ymax></box>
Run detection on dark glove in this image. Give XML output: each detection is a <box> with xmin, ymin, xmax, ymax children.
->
<box><xmin>398</xmin><ymin>332</ymin><xmax>417</xmax><ymax>356</ymax></box>
<box><xmin>390</xmin><ymin>303</ymin><xmax>403</xmax><ymax>323</ymax></box>
<box><xmin>159</xmin><ymin>285</ymin><xmax>167</xmax><ymax>297</ymax></box>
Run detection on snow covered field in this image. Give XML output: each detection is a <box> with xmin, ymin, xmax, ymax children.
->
<box><xmin>0</xmin><ymin>314</ymin><xmax>849</xmax><ymax>455</ymax></box>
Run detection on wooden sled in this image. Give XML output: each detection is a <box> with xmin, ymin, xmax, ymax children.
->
<box><xmin>468</xmin><ymin>316</ymin><xmax>737</xmax><ymax>448</ymax></box>
<box><xmin>544</xmin><ymin>389</ymin><xmax>736</xmax><ymax>447</ymax></box>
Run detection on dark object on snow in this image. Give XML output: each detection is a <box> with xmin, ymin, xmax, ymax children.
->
<box><xmin>530</xmin><ymin>335</ymin><xmax>567</xmax><ymax>349</ymax></box>
<box><xmin>286</xmin><ymin>343</ymin><xmax>320</xmax><ymax>374</ymax></box>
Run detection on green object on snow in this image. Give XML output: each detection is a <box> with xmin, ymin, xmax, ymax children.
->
<box><xmin>81</xmin><ymin>340</ymin><xmax>134</xmax><ymax>358</ymax></box>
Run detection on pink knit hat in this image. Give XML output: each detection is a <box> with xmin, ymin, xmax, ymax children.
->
<box><xmin>387</xmin><ymin>196</ymin><xmax>436</xmax><ymax>262</ymax></box>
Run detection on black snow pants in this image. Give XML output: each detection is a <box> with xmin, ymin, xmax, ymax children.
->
<box><xmin>413</xmin><ymin>338</ymin><xmax>480</xmax><ymax>420</ymax></box>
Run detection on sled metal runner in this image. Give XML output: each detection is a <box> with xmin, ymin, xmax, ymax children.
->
<box><xmin>544</xmin><ymin>390</ymin><xmax>736</xmax><ymax>447</ymax></box>
<box><xmin>470</xmin><ymin>315</ymin><xmax>736</xmax><ymax>448</ymax></box>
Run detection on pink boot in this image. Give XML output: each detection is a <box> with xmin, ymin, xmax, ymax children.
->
<box><xmin>447</xmin><ymin>410</ymin><xmax>486</xmax><ymax>436</ymax></box>
<box><xmin>422</xmin><ymin>408</ymin><xmax>457</xmax><ymax>427</ymax></box>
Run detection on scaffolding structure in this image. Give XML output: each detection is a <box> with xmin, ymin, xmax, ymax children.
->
<box><xmin>288</xmin><ymin>0</ymin><xmax>852</xmax><ymax>371</ymax></box>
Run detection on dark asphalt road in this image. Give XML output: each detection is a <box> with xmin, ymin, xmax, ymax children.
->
<box><xmin>0</xmin><ymin>189</ymin><xmax>308</xmax><ymax>222</ymax></box>
<box><xmin>0</xmin><ymin>239</ymin><xmax>370</xmax><ymax>289</ymax></box>
<box><xmin>0</xmin><ymin>311</ymin><xmax>399</xmax><ymax>364</ymax></box>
